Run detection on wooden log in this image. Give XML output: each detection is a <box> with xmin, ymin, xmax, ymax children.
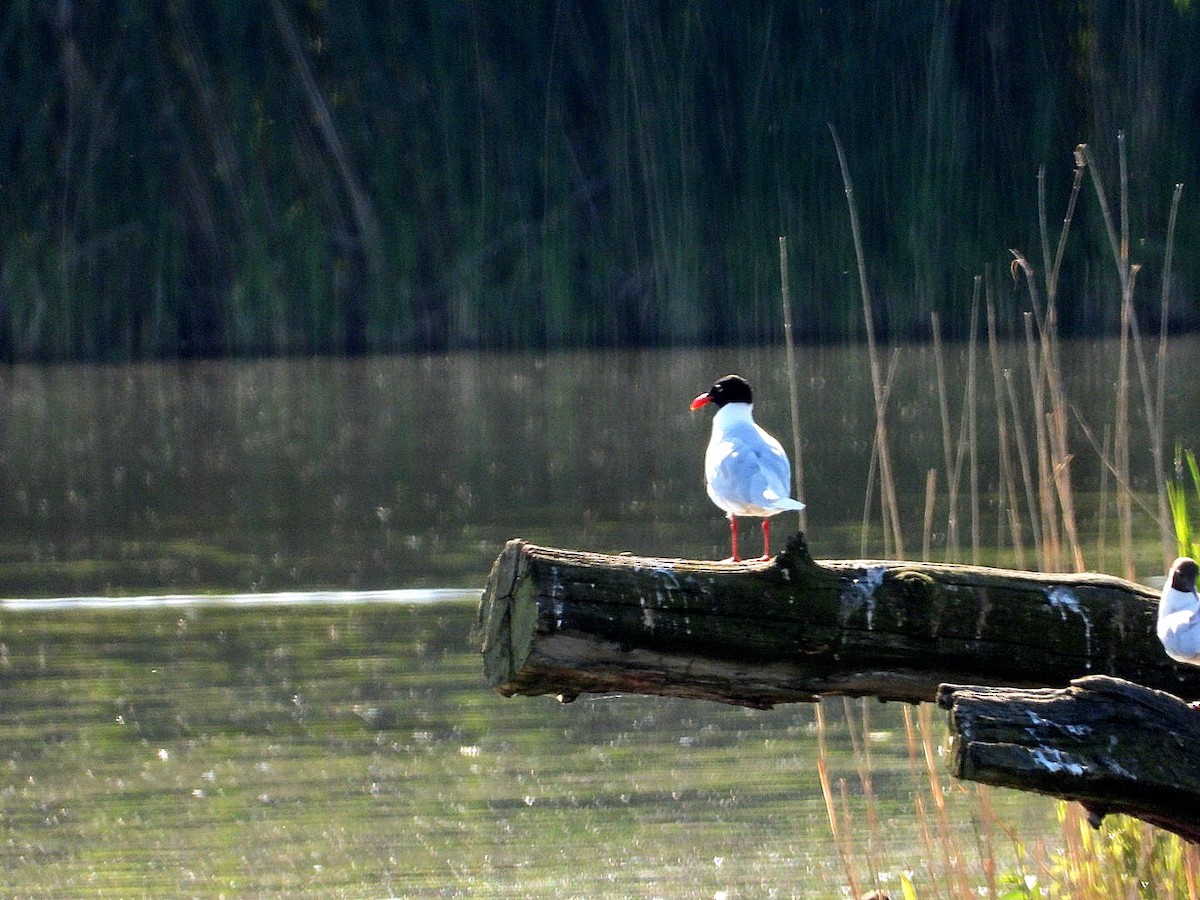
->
<box><xmin>938</xmin><ymin>676</ymin><xmax>1200</xmax><ymax>843</ymax></box>
<box><xmin>475</xmin><ymin>533</ymin><xmax>1200</xmax><ymax>707</ymax></box>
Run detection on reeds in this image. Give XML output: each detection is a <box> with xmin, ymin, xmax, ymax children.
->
<box><xmin>814</xmin><ymin>132</ymin><xmax>1192</xmax><ymax>895</ymax></box>
<box><xmin>1088</xmin><ymin>138</ymin><xmax>1186</xmax><ymax>570</ymax></box>
<box><xmin>831</xmin><ymin>123</ymin><xmax>904</xmax><ymax>558</ymax></box>
<box><xmin>4</xmin><ymin>3</ymin><xmax>1198</xmax><ymax>359</ymax></box>
<box><xmin>817</xmin><ymin>688</ymin><xmax>1200</xmax><ymax>898</ymax></box>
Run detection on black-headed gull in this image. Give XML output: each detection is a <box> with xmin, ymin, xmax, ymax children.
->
<box><xmin>690</xmin><ymin>374</ymin><xmax>805</xmax><ymax>561</ymax></box>
<box><xmin>1159</xmin><ymin>556</ymin><xmax>1200</xmax><ymax>665</ymax></box>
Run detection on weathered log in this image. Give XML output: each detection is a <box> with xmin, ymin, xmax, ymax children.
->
<box><xmin>475</xmin><ymin>533</ymin><xmax>1200</xmax><ymax>707</ymax></box>
<box><xmin>938</xmin><ymin>676</ymin><xmax>1200</xmax><ymax>843</ymax></box>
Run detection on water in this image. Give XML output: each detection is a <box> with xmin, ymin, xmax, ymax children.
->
<box><xmin>0</xmin><ymin>341</ymin><xmax>1194</xmax><ymax>896</ymax></box>
<box><xmin>0</xmin><ymin>598</ymin><xmax>1049</xmax><ymax>897</ymax></box>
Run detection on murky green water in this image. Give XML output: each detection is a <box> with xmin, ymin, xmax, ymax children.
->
<box><xmin>0</xmin><ymin>597</ymin><xmax>1053</xmax><ymax>897</ymax></box>
<box><xmin>0</xmin><ymin>342</ymin><xmax>1194</xmax><ymax>895</ymax></box>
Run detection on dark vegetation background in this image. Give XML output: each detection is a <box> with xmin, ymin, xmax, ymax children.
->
<box><xmin>1</xmin><ymin>0</ymin><xmax>1197</xmax><ymax>360</ymax></box>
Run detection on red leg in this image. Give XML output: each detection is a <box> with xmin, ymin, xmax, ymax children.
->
<box><xmin>728</xmin><ymin>514</ymin><xmax>741</xmax><ymax>562</ymax></box>
<box><xmin>761</xmin><ymin>518</ymin><xmax>771</xmax><ymax>560</ymax></box>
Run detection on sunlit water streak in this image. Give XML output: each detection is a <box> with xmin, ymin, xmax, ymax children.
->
<box><xmin>0</xmin><ymin>587</ymin><xmax>478</xmax><ymax>611</ymax></box>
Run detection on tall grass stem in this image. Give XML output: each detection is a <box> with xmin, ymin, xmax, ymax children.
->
<box><xmin>987</xmin><ymin>279</ymin><xmax>1025</xmax><ymax>567</ymax></box>
<box><xmin>778</xmin><ymin>236</ymin><xmax>807</xmax><ymax>533</ymax></box>
<box><xmin>931</xmin><ymin>311</ymin><xmax>960</xmax><ymax>558</ymax></box>
<box><xmin>815</xmin><ymin>702</ymin><xmax>862</xmax><ymax>897</ymax></box>
<box><xmin>830</xmin><ymin>123</ymin><xmax>904</xmax><ymax>557</ymax></box>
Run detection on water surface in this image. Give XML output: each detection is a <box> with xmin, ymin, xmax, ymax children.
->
<box><xmin>1</xmin><ymin>340</ymin><xmax>1192</xmax><ymax>595</ymax></box>
<box><xmin>0</xmin><ymin>341</ymin><xmax>1191</xmax><ymax>895</ymax></box>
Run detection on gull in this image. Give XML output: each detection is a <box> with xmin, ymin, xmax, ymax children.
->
<box><xmin>690</xmin><ymin>374</ymin><xmax>804</xmax><ymax>561</ymax></box>
<box><xmin>1158</xmin><ymin>556</ymin><xmax>1200</xmax><ymax>665</ymax></box>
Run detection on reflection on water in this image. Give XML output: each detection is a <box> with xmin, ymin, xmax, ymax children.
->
<box><xmin>1</xmin><ymin>340</ymin><xmax>1195</xmax><ymax>598</ymax></box>
<box><xmin>0</xmin><ymin>341</ymin><xmax>1194</xmax><ymax>894</ymax></box>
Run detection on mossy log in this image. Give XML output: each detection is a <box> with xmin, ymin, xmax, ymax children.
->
<box><xmin>476</xmin><ymin>533</ymin><xmax>1200</xmax><ymax>707</ymax></box>
<box><xmin>938</xmin><ymin>676</ymin><xmax>1200</xmax><ymax>843</ymax></box>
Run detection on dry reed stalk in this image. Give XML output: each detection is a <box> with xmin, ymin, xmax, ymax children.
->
<box><xmin>1038</xmin><ymin>155</ymin><xmax>1086</xmax><ymax>572</ymax></box>
<box><xmin>902</xmin><ymin>706</ymin><xmax>944</xmax><ymax>898</ymax></box>
<box><xmin>859</xmin><ymin>348</ymin><xmax>903</xmax><ymax>558</ymax></box>
<box><xmin>1118</xmin><ymin>285</ymin><xmax>1136</xmax><ymax>580</ymax></box>
<box><xmin>923</xmin><ymin>468</ymin><xmax>937</xmax><ymax>561</ymax></box>
<box><xmin>1004</xmin><ymin>367</ymin><xmax>1043</xmax><ymax>556</ymax></box>
<box><xmin>1099</xmin><ymin>424</ymin><xmax>1112</xmax><ymax>571</ymax></box>
<box><xmin>1009</xmin><ymin>245</ymin><xmax>1085</xmax><ymax>572</ymax></box>
<box><xmin>974</xmin><ymin>785</ymin><xmax>1052</xmax><ymax>900</ymax></box>
<box><xmin>835</xmin><ymin>780</ymin><xmax>873</xmax><ymax>893</ymax></box>
<box><xmin>831</xmin><ymin>137</ymin><xmax>1192</xmax><ymax>897</ymax></box>
<box><xmin>987</xmin><ymin>280</ymin><xmax>1025</xmax><ymax>567</ymax></box>
<box><xmin>778</xmin><ymin>236</ymin><xmax>807</xmax><ymax>534</ymax></box>
<box><xmin>1021</xmin><ymin>308</ymin><xmax>1060</xmax><ymax>570</ymax></box>
<box><xmin>1049</xmin><ymin>398</ymin><xmax>1086</xmax><ymax>571</ymax></box>
<box><xmin>1125</xmin><ymin>182</ymin><xmax>1185</xmax><ymax>568</ymax></box>
<box><xmin>1082</xmin><ymin>137</ymin><xmax>1139</xmax><ymax>578</ymax></box>
<box><xmin>966</xmin><ymin>277</ymin><xmax>981</xmax><ymax>564</ymax></box>
<box><xmin>1060</xmin><ymin>804</ymin><xmax>1092</xmax><ymax>894</ymax></box>
<box><xmin>1011</xmin><ymin>250</ymin><xmax>1085</xmax><ymax>572</ymax></box>
<box><xmin>1037</xmin><ymin>157</ymin><xmax>1085</xmax><ymax>307</ymax></box>
<box><xmin>1071</xmin><ymin>410</ymin><xmax>1162</xmax><ymax>523</ymax></box>
<box><xmin>1157</xmin><ymin>183</ymin><xmax>1185</xmax><ymax>467</ymax></box>
<box><xmin>970</xmin><ymin>785</ymin><xmax>999</xmax><ymax>899</ymax></box>
<box><xmin>830</xmin><ymin>123</ymin><xmax>904</xmax><ymax>557</ymax></box>
<box><xmin>815</xmin><ymin>702</ymin><xmax>862</xmax><ymax>897</ymax></box>
<box><xmin>860</xmin><ymin>430</ymin><xmax>880</xmax><ymax>558</ymax></box>
<box><xmin>1155</xmin><ymin>184</ymin><xmax>1185</xmax><ymax>561</ymax></box>
<box><xmin>1127</xmin><ymin>301</ymin><xmax>1168</xmax><ymax>563</ymax></box>
<box><xmin>931</xmin><ymin>311</ymin><xmax>961</xmax><ymax>557</ymax></box>
<box><xmin>1136</xmin><ymin>822</ymin><xmax>1157</xmax><ymax>896</ymax></box>
<box><xmin>842</xmin><ymin>698</ymin><xmax>883</xmax><ymax>889</ymax></box>
<box><xmin>1039</xmin><ymin>305</ymin><xmax>1085</xmax><ymax>571</ymax></box>
<box><xmin>917</xmin><ymin>703</ymin><xmax>974</xmax><ymax>898</ymax></box>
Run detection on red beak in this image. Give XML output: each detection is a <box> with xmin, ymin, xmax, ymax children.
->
<box><xmin>689</xmin><ymin>393</ymin><xmax>712</xmax><ymax>411</ymax></box>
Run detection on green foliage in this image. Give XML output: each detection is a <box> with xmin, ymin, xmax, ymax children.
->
<box><xmin>1040</xmin><ymin>805</ymin><xmax>1198</xmax><ymax>899</ymax></box>
<box><xmin>996</xmin><ymin>872</ymin><xmax>1040</xmax><ymax>899</ymax></box>
<box><xmin>1168</xmin><ymin>447</ymin><xmax>1200</xmax><ymax>559</ymax></box>
<box><xmin>1</xmin><ymin>1</ymin><xmax>1198</xmax><ymax>359</ymax></box>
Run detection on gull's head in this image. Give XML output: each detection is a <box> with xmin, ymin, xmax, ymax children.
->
<box><xmin>1169</xmin><ymin>557</ymin><xmax>1200</xmax><ymax>595</ymax></box>
<box><xmin>690</xmin><ymin>374</ymin><xmax>753</xmax><ymax>411</ymax></box>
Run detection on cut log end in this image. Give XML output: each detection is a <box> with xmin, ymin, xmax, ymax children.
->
<box><xmin>475</xmin><ymin>538</ymin><xmax>533</xmax><ymax>689</ymax></box>
<box><xmin>474</xmin><ymin>533</ymin><xmax>835</xmax><ymax>708</ymax></box>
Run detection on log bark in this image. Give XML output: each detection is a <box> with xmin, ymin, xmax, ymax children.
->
<box><xmin>475</xmin><ymin>533</ymin><xmax>1200</xmax><ymax>707</ymax></box>
<box><xmin>938</xmin><ymin>676</ymin><xmax>1200</xmax><ymax>843</ymax></box>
